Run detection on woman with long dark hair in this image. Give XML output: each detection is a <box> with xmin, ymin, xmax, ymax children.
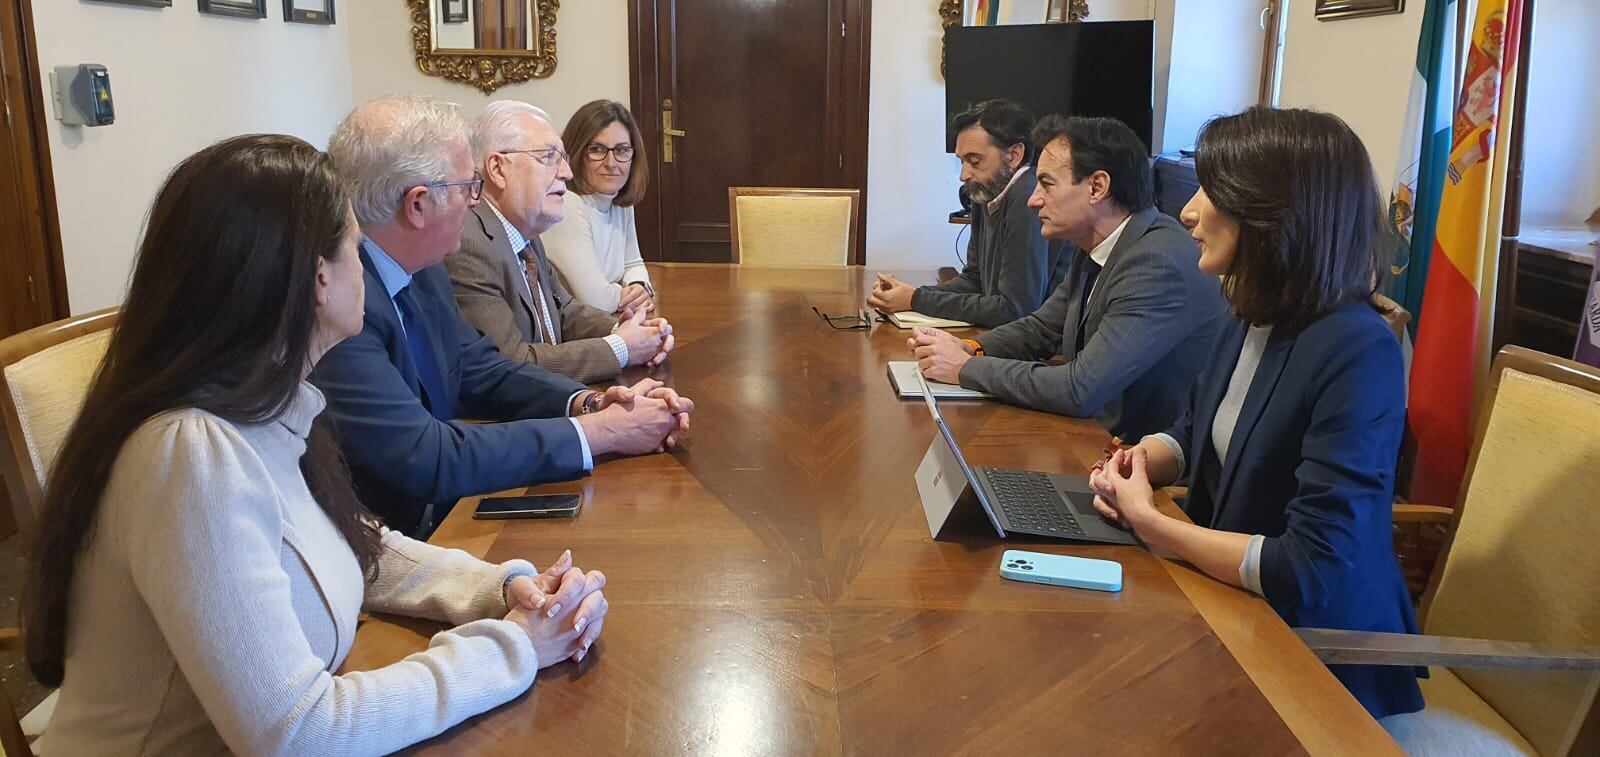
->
<box><xmin>24</xmin><ymin>134</ymin><xmax>610</xmax><ymax>755</ymax></box>
<box><xmin>1089</xmin><ymin>107</ymin><xmax>1424</xmax><ymax>718</ymax></box>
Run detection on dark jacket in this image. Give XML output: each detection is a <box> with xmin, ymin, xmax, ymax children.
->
<box><xmin>1168</xmin><ymin>302</ymin><xmax>1425</xmax><ymax>719</ymax></box>
<box><xmin>960</xmin><ymin>207</ymin><xmax>1228</xmax><ymax>440</ymax></box>
<box><xmin>309</xmin><ymin>245</ymin><xmax>588</xmax><ymax>536</ymax></box>
<box><xmin>911</xmin><ymin>169</ymin><xmax>1068</xmax><ymax>328</ymax></box>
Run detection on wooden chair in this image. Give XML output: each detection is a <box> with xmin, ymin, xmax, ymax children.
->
<box><xmin>1298</xmin><ymin>346</ymin><xmax>1600</xmax><ymax>756</ymax></box>
<box><xmin>0</xmin><ymin>628</ymin><xmax>25</xmax><ymax>757</ymax></box>
<box><xmin>0</xmin><ymin>308</ymin><xmax>119</xmax><ymax>550</ymax></box>
<box><xmin>728</xmin><ymin>187</ymin><xmax>859</xmax><ymax>267</ymax></box>
<box><xmin>1372</xmin><ymin>292</ymin><xmax>1412</xmax><ymax>344</ymax></box>
<box><xmin>0</xmin><ymin>308</ymin><xmax>119</xmax><ymax>755</ymax></box>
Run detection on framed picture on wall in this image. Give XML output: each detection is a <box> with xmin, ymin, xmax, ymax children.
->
<box><xmin>197</xmin><ymin>0</ymin><xmax>267</xmax><ymax>19</ymax></box>
<box><xmin>1315</xmin><ymin>0</ymin><xmax>1405</xmax><ymax>21</ymax></box>
<box><xmin>283</xmin><ymin>0</ymin><xmax>335</xmax><ymax>25</ymax></box>
<box><xmin>443</xmin><ymin>0</ymin><xmax>468</xmax><ymax>24</ymax></box>
<box><xmin>88</xmin><ymin>0</ymin><xmax>173</xmax><ymax>7</ymax></box>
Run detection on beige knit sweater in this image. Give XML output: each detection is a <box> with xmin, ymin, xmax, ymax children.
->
<box><xmin>37</xmin><ymin>382</ymin><xmax>541</xmax><ymax>756</ymax></box>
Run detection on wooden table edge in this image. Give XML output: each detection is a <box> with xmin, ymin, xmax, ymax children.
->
<box><xmin>1160</xmin><ymin>556</ymin><xmax>1403</xmax><ymax>755</ymax></box>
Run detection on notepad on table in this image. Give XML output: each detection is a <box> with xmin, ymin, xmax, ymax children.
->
<box><xmin>887</xmin><ymin>361</ymin><xmax>988</xmax><ymax>400</ymax></box>
<box><xmin>880</xmin><ymin>310</ymin><xmax>972</xmax><ymax>329</ymax></box>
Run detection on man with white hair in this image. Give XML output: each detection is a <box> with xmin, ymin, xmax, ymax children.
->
<box><xmin>310</xmin><ymin>95</ymin><xmax>693</xmax><ymax>537</ymax></box>
<box><xmin>447</xmin><ymin>100</ymin><xmax>674</xmax><ymax>382</ymax></box>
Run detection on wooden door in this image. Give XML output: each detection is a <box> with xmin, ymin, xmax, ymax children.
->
<box><xmin>0</xmin><ymin>0</ymin><xmax>65</xmax><ymax>338</ymax></box>
<box><xmin>0</xmin><ymin>0</ymin><xmax>67</xmax><ymax>540</ymax></box>
<box><xmin>629</xmin><ymin>0</ymin><xmax>870</xmax><ymax>264</ymax></box>
<box><xmin>474</xmin><ymin>0</ymin><xmax>532</xmax><ymax>50</ymax></box>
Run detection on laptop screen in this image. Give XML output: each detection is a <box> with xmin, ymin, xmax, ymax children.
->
<box><xmin>914</xmin><ymin>368</ymin><xmax>1006</xmax><ymax>536</ymax></box>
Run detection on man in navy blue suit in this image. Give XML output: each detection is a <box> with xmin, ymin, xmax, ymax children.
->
<box><xmin>312</xmin><ymin>95</ymin><xmax>693</xmax><ymax>536</ymax></box>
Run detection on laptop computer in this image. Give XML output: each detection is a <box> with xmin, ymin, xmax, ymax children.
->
<box><xmin>911</xmin><ymin>369</ymin><xmax>1137</xmax><ymax>545</ymax></box>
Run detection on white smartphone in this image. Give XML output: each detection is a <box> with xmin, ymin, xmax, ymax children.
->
<box><xmin>999</xmin><ymin>549</ymin><xmax>1122</xmax><ymax>593</ymax></box>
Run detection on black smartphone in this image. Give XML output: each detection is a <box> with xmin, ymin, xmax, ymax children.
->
<box><xmin>472</xmin><ymin>494</ymin><xmax>582</xmax><ymax>520</ymax></box>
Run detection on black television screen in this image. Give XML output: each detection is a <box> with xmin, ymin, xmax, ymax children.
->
<box><xmin>945</xmin><ymin>21</ymin><xmax>1155</xmax><ymax>155</ymax></box>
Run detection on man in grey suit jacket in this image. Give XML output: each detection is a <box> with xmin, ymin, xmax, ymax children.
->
<box><xmin>912</xmin><ymin>115</ymin><xmax>1228</xmax><ymax>441</ymax></box>
<box><xmin>869</xmin><ymin>100</ymin><xmax>1068</xmax><ymax>328</ymax></box>
<box><xmin>449</xmin><ymin>101</ymin><xmax>674</xmax><ymax>383</ymax></box>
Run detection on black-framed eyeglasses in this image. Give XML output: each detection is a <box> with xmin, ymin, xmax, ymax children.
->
<box><xmin>812</xmin><ymin>306</ymin><xmax>871</xmax><ymax>330</ymax></box>
<box><xmin>423</xmin><ymin>170</ymin><xmax>484</xmax><ymax>201</ymax></box>
<box><xmin>499</xmin><ymin>147</ymin><xmax>571</xmax><ymax>168</ymax></box>
<box><xmin>584</xmin><ymin>143</ymin><xmax>635</xmax><ymax>163</ymax></box>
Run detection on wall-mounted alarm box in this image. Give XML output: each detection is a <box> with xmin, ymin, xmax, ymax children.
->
<box><xmin>50</xmin><ymin>64</ymin><xmax>115</xmax><ymax>127</ymax></box>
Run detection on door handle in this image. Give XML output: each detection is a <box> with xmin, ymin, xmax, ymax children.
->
<box><xmin>663</xmin><ymin>108</ymin><xmax>686</xmax><ymax>163</ymax></box>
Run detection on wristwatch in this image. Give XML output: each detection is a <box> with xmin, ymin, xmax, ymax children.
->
<box><xmin>962</xmin><ymin>338</ymin><xmax>985</xmax><ymax>357</ymax></box>
<box><xmin>580</xmin><ymin>391</ymin><xmax>604</xmax><ymax>415</ymax></box>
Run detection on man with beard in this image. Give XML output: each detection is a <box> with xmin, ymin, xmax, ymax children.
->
<box><xmin>907</xmin><ymin>115</ymin><xmax>1227</xmax><ymax>441</ymax></box>
<box><xmin>868</xmin><ymin>100</ymin><xmax>1067</xmax><ymax>328</ymax></box>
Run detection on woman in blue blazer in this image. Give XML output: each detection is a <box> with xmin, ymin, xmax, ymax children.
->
<box><xmin>1089</xmin><ymin>107</ymin><xmax>1424</xmax><ymax>719</ymax></box>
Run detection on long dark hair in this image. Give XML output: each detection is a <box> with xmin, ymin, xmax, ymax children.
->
<box><xmin>1195</xmin><ymin>107</ymin><xmax>1389</xmax><ymax>333</ymax></box>
<box><xmin>22</xmin><ymin>134</ymin><xmax>382</xmax><ymax>686</ymax></box>
<box><xmin>562</xmin><ymin>99</ymin><xmax>650</xmax><ymax>207</ymax></box>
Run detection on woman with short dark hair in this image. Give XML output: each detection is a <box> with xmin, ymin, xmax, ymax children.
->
<box><xmin>25</xmin><ymin>134</ymin><xmax>610</xmax><ymax>755</ymax></box>
<box><xmin>543</xmin><ymin>99</ymin><xmax>657</xmax><ymax>314</ymax></box>
<box><xmin>1089</xmin><ymin>107</ymin><xmax>1424</xmax><ymax>719</ymax></box>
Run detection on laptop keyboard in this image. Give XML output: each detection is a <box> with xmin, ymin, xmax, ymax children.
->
<box><xmin>982</xmin><ymin>469</ymin><xmax>1086</xmax><ymax>537</ymax></box>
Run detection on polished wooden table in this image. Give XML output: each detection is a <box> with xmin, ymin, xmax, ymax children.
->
<box><xmin>344</xmin><ymin>264</ymin><xmax>1400</xmax><ymax>755</ymax></box>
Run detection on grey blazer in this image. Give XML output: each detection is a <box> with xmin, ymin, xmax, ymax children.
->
<box><xmin>958</xmin><ymin>206</ymin><xmax>1229</xmax><ymax>440</ymax></box>
<box><xmin>447</xmin><ymin>204</ymin><xmax>622</xmax><ymax>383</ymax></box>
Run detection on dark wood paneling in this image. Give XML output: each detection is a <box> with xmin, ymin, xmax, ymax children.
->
<box><xmin>0</xmin><ymin>0</ymin><xmax>66</xmax><ymax>335</ymax></box>
<box><xmin>629</xmin><ymin>0</ymin><xmax>870</xmax><ymax>265</ymax></box>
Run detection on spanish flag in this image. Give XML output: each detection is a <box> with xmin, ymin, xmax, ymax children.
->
<box><xmin>1408</xmin><ymin>0</ymin><xmax>1525</xmax><ymax>505</ymax></box>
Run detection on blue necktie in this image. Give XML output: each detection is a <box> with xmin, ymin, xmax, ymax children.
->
<box><xmin>393</xmin><ymin>284</ymin><xmax>452</xmax><ymax>421</ymax></box>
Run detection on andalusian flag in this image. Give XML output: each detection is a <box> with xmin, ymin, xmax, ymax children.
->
<box><xmin>1408</xmin><ymin>0</ymin><xmax>1525</xmax><ymax>504</ymax></box>
<box><xmin>1385</xmin><ymin>0</ymin><xmax>1456</xmax><ymax>334</ymax></box>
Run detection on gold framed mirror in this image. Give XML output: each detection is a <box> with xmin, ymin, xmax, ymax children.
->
<box><xmin>409</xmin><ymin>0</ymin><xmax>560</xmax><ymax>94</ymax></box>
<box><xmin>939</xmin><ymin>1</ymin><xmax>1090</xmax><ymax>77</ymax></box>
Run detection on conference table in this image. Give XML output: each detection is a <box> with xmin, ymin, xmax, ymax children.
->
<box><xmin>343</xmin><ymin>264</ymin><xmax>1401</xmax><ymax>755</ymax></box>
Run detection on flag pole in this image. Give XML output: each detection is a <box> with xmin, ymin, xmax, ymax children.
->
<box><xmin>1491</xmin><ymin>0</ymin><xmax>1536</xmax><ymax>353</ymax></box>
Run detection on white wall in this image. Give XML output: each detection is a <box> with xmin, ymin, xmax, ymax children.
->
<box><xmin>1161</xmin><ymin>0</ymin><xmax>1262</xmax><ymax>152</ymax></box>
<box><xmin>1278</xmin><ymin>2</ymin><xmax>1427</xmax><ymax>192</ymax></box>
<box><xmin>998</xmin><ymin>0</ymin><xmax>1050</xmax><ymax>25</ymax></box>
<box><xmin>1520</xmin><ymin>0</ymin><xmax>1600</xmax><ymax>228</ymax></box>
<box><xmin>864</xmin><ymin>0</ymin><xmax>964</xmax><ymax>270</ymax></box>
<box><xmin>433</xmin><ymin>2</ymin><xmax>475</xmax><ymax>50</ymax></box>
<box><xmin>33</xmin><ymin>0</ymin><xmax>353</xmax><ymax>314</ymax></box>
<box><xmin>344</xmin><ymin>1</ymin><xmax>629</xmax><ymax>135</ymax></box>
